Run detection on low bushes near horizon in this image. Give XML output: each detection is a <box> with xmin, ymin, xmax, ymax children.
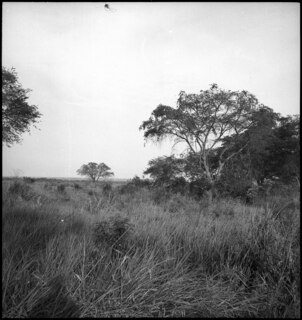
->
<box><xmin>2</xmin><ymin>179</ymin><xmax>300</xmax><ymax>318</ymax></box>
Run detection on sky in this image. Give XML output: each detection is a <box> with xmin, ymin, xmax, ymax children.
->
<box><xmin>2</xmin><ymin>2</ymin><xmax>300</xmax><ymax>179</ymax></box>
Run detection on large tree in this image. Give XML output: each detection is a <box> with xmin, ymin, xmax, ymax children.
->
<box><xmin>77</xmin><ymin>162</ymin><xmax>114</xmax><ymax>182</ymax></box>
<box><xmin>217</xmin><ymin>106</ymin><xmax>280</xmax><ymax>184</ymax></box>
<box><xmin>217</xmin><ymin>111</ymin><xmax>299</xmax><ymax>191</ymax></box>
<box><xmin>140</xmin><ymin>84</ymin><xmax>268</xmax><ymax>202</ymax></box>
<box><xmin>2</xmin><ymin>67</ymin><xmax>42</xmax><ymax>146</ymax></box>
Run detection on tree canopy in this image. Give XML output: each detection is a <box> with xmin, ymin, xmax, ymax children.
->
<box><xmin>264</xmin><ymin>115</ymin><xmax>300</xmax><ymax>184</ymax></box>
<box><xmin>140</xmin><ymin>84</ymin><xmax>272</xmax><ymax>201</ymax></box>
<box><xmin>144</xmin><ymin>155</ymin><xmax>184</xmax><ymax>184</ymax></box>
<box><xmin>2</xmin><ymin>67</ymin><xmax>42</xmax><ymax>146</ymax></box>
<box><xmin>77</xmin><ymin>162</ymin><xmax>114</xmax><ymax>182</ymax></box>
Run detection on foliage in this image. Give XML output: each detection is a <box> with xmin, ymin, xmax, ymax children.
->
<box><xmin>140</xmin><ymin>85</ymin><xmax>298</xmax><ymax>203</ymax></box>
<box><xmin>130</xmin><ymin>175</ymin><xmax>152</xmax><ymax>188</ymax></box>
<box><xmin>2</xmin><ymin>67</ymin><xmax>41</xmax><ymax>146</ymax></box>
<box><xmin>8</xmin><ymin>180</ymin><xmax>34</xmax><ymax>200</ymax></box>
<box><xmin>76</xmin><ymin>162</ymin><xmax>114</xmax><ymax>182</ymax></box>
<box><xmin>215</xmin><ymin>152</ymin><xmax>252</xmax><ymax>198</ymax></box>
<box><xmin>144</xmin><ymin>155</ymin><xmax>185</xmax><ymax>184</ymax></box>
<box><xmin>73</xmin><ymin>183</ymin><xmax>81</xmax><ymax>190</ymax></box>
<box><xmin>140</xmin><ymin>84</ymin><xmax>268</xmax><ymax>200</ymax></box>
<box><xmin>144</xmin><ymin>154</ymin><xmax>215</xmax><ymax>198</ymax></box>
<box><xmin>23</xmin><ymin>177</ymin><xmax>36</xmax><ymax>183</ymax></box>
<box><xmin>265</xmin><ymin>115</ymin><xmax>300</xmax><ymax>184</ymax></box>
<box><xmin>57</xmin><ymin>184</ymin><xmax>65</xmax><ymax>193</ymax></box>
<box><xmin>219</xmin><ymin>106</ymin><xmax>279</xmax><ymax>183</ymax></box>
<box><xmin>117</xmin><ymin>176</ymin><xmax>151</xmax><ymax>194</ymax></box>
<box><xmin>215</xmin><ymin>113</ymin><xmax>299</xmax><ymax>197</ymax></box>
<box><xmin>102</xmin><ymin>181</ymin><xmax>113</xmax><ymax>195</ymax></box>
<box><xmin>151</xmin><ymin>186</ymin><xmax>171</xmax><ymax>204</ymax></box>
<box><xmin>144</xmin><ymin>156</ymin><xmax>189</xmax><ymax>194</ymax></box>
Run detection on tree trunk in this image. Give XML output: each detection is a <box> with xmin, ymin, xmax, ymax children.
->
<box><xmin>207</xmin><ymin>187</ymin><xmax>213</xmax><ymax>204</ymax></box>
<box><xmin>205</xmin><ymin>183</ymin><xmax>215</xmax><ymax>207</ymax></box>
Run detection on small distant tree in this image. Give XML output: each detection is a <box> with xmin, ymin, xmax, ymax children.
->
<box><xmin>2</xmin><ymin>67</ymin><xmax>41</xmax><ymax>146</ymax></box>
<box><xmin>76</xmin><ymin>162</ymin><xmax>114</xmax><ymax>182</ymax></box>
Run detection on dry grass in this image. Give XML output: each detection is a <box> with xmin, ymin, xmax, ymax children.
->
<box><xmin>2</xmin><ymin>178</ymin><xmax>300</xmax><ymax>318</ymax></box>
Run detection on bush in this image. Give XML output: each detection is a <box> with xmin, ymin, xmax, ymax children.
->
<box><xmin>44</xmin><ymin>182</ymin><xmax>50</xmax><ymax>190</ymax></box>
<box><xmin>117</xmin><ymin>183</ymin><xmax>136</xmax><ymax>195</ymax></box>
<box><xmin>23</xmin><ymin>177</ymin><xmax>35</xmax><ymax>183</ymax></box>
<box><xmin>164</xmin><ymin>193</ymin><xmax>188</xmax><ymax>213</ymax></box>
<box><xmin>152</xmin><ymin>177</ymin><xmax>208</xmax><ymax>200</ymax></box>
<box><xmin>102</xmin><ymin>182</ymin><xmax>112</xmax><ymax>195</ymax></box>
<box><xmin>92</xmin><ymin>216</ymin><xmax>134</xmax><ymax>254</ymax></box>
<box><xmin>188</xmin><ymin>178</ymin><xmax>210</xmax><ymax>199</ymax></box>
<box><xmin>8</xmin><ymin>181</ymin><xmax>34</xmax><ymax>200</ymax></box>
<box><xmin>151</xmin><ymin>186</ymin><xmax>171</xmax><ymax>204</ymax></box>
<box><xmin>117</xmin><ymin>176</ymin><xmax>151</xmax><ymax>195</ymax></box>
<box><xmin>73</xmin><ymin>183</ymin><xmax>81</xmax><ymax>190</ymax></box>
<box><xmin>57</xmin><ymin>184</ymin><xmax>65</xmax><ymax>193</ymax></box>
<box><xmin>131</xmin><ymin>176</ymin><xmax>152</xmax><ymax>188</ymax></box>
<box><xmin>167</xmin><ymin>177</ymin><xmax>187</xmax><ymax>195</ymax></box>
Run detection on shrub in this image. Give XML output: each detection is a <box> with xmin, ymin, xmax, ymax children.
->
<box><xmin>73</xmin><ymin>183</ymin><xmax>81</xmax><ymax>190</ymax></box>
<box><xmin>88</xmin><ymin>190</ymin><xmax>94</xmax><ymax>196</ymax></box>
<box><xmin>117</xmin><ymin>183</ymin><xmax>136</xmax><ymax>195</ymax></box>
<box><xmin>8</xmin><ymin>181</ymin><xmax>34</xmax><ymax>200</ymax></box>
<box><xmin>117</xmin><ymin>176</ymin><xmax>151</xmax><ymax>195</ymax></box>
<box><xmin>92</xmin><ymin>216</ymin><xmax>134</xmax><ymax>254</ymax></box>
<box><xmin>164</xmin><ymin>193</ymin><xmax>188</xmax><ymax>213</ymax></box>
<box><xmin>131</xmin><ymin>176</ymin><xmax>152</xmax><ymax>188</ymax></box>
<box><xmin>151</xmin><ymin>186</ymin><xmax>171</xmax><ymax>204</ymax></box>
<box><xmin>188</xmin><ymin>178</ymin><xmax>212</xmax><ymax>199</ymax></box>
<box><xmin>23</xmin><ymin>177</ymin><xmax>35</xmax><ymax>183</ymax></box>
<box><xmin>167</xmin><ymin>177</ymin><xmax>187</xmax><ymax>195</ymax></box>
<box><xmin>57</xmin><ymin>184</ymin><xmax>65</xmax><ymax>193</ymax></box>
<box><xmin>102</xmin><ymin>182</ymin><xmax>112</xmax><ymax>195</ymax></box>
<box><xmin>43</xmin><ymin>182</ymin><xmax>50</xmax><ymax>190</ymax></box>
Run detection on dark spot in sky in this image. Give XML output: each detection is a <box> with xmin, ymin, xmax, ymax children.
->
<box><xmin>104</xmin><ymin>4</ymin><xmax>116</xmax><ymax>12</ymax></box>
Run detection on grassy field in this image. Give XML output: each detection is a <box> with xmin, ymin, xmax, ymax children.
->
<box><xmin>2</xmin><ymin>177</ymin><xmax>300</xmax><ymax>318</ymax></box>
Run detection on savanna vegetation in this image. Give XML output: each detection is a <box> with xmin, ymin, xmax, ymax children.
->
<box><xmin>2</xmin><ymin>76</ymin><xmax>300</xmax><ymax>317</ymax></box>
<box><xmin>77</xmin><ymin>163</ymin><xmax>114</xmax><ymax>183</ymax></box>
<box><xmin>2</xmin><ymin>174</ymin><xmax>300</xmax><ymax>318</ymax></box>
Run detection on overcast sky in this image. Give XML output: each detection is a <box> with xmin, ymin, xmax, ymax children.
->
<box><xmin>2</xmin><ymin>2</ymin><xmax>300</xmax><ymax>179</ymax></box>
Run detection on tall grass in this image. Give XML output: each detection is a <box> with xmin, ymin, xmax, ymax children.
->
<box><xmin>2</xmin><ymin>179</ymin><xmax>300</xmax><ymax>317</ymax></box>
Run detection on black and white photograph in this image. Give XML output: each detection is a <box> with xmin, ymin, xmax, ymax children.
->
<box><xmin>2</xmin><ymin>2</ymin><xmax>300</xmax><ymax>318</ymax></box>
